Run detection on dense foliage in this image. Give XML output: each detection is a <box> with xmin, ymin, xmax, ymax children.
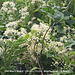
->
<box><xmin>0</xmin><ymin>0</ymin><xmax>75</xmax><ymax>75</ymax></box>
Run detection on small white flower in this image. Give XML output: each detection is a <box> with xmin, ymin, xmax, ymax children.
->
<box><xmin>25</xmin><ymin>12</ymin><xmax>29</xmax><ymax>15</ymax></box>
<box><xmin>21</xmin><ymin>16</ymin><xmax>25</xmax><ymax>19</ymax></box>
<box><xmin>9</xmin><ymin>2</ymin><xmax>15</xmax><ymax>7</ymax></box>
<box><xmin>2</xmin><ymin>1</ymin><xmax>9</xmax><ymax>7</ymax></box>
<box><xmin>31</xmin><ymin>23</ymin><xmax>39</xmax><ymax>31</ymax></box>
<box><xmin>0</xmin><ymin>47</ymin><xmax>4</xmax><ymax>56</ymax></box>
<box><xmin>12</xmin><ymin>7</ymin><xmax>17</xmax><ymax>10</ymax></box>
<box><xmin>7</xmin><ymin>10</ymin><xmax>12</xmax><ymax>14</ymax></box>
<box><xmin>1</xmin><ymin>7</ymin><xmax>8</xmax><ymax>12</ymax></box>
<box><xmin>32</xmin><ymin>17</ymin><xmax>36</xmax><ymax>20</ymax></box>
<box><xmin>68</xmin><ymin>48</ymin><xmax>72</xmax><ymax>50</ymax></box>
<box><xmin>28</xmin><ymin>21</ymin><xmax>32</xmax><ymax>25</ymax></box>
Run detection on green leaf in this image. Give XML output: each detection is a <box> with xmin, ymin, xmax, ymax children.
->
<box><xmin>42</xmin><ymin>7</ymin><xmax>48</xmax><ymax>12</ymax></box>
<box><xmin>37</xmin><ymin>18</ymin><xmax>42</xmax><ymax>22</ymax></box>
<box><xmin>47</xmin><ymin>1</ymin><xmax>54</xmax><ymax>4</ymax></box>
<box><xmin>50</xmin><ymin>36</ymin><xmax>55</xmax><ymax>41</ymax></box>
<box><xmin>0</xmin><ymin>41</ymin><xmax>5</xmax><ymax>47</ymax></box>
<box><xmin>64</xmin><ymin>16</ymin><xmax>69</xmax><ymax>20</ymax></box>
<box><xmin>33</xmin><ymin>8</ymin><xmax>40</xmax><ymax>13</ymax></box>
<box><xmin>53</xmin><ymin>72</ymin><xmax>60</xmax><ymax>75</ymax></box>
<box><xmin>14</xmin><ymin>48</ymin><xmax>26</xmax><ymax>55</ymax></box>
<box><xmin>47</xmin><ymin>13</ymin><xmax>53</xmax><ymax>19</ymax></box>
<box><xmin>5</xmin><ymin>66</ymin><xmax>16</xmax><ymax>70</ymax></box>
<box><xmin>49</xmin><ymin>18</ymin><xmax>51</xmax><ymax>25</ymax></box>
<box><xmin>54</xmin><ymin>25</ymin><xmax>63</xmax><ymax>33</ymax></box>
<box><xmin>16</xmin><ymin>0</ymin><xmax>25</xmax><ymax>3</ymax></box>
<box><xmin>54</xmin><ymin>10</ymin><xmax>64</xmax><ymax>22</ymax></box>
<box><xmin>5</xmin><ymin>53</ymin><xmax>11</xmax><ymax>59</ymax></box>
<box><xmin>21</xmin><ymin>59</ymin><xmax>30</xmax><ymax>64</ymax></box>
<box><xmin>47</xmin><ymin>53</ymin><xmax>54</xmax><ymax>58</ymax></box>
<box><xmin>64</xmin><ymin>56</ymin><xmax>70</xmax><ymax>65</ymax></box>
<box><xmin>29</xmin><ymin>67</ymin><xmax>40</xmax><ymax>74</ymax></box>
<box><xmin>24</xmin><ymin>34</ymin><xmax>29</xmax><ymax>39</ymax></box>
<box><xmin>6</xmin><ymin>56</ymin><xmax>17</xmax><ymax>65</ymax></box>
<box><xmin>66</xmin><ymin>20</ymin><xmax>75</xmax><ymax>25</ymax></box>
<box><xmin>69</xmin><ymin>51</ymin><xmax>75</xmax><ymax>56</ymax></box>
<box><xmin>0</xmin><ymin>66</ymin><xmax>5</xmax><ymax>73</ymax></box>
<box><xmin>71</xmin><ymin>61</ymin><xmax>75</xmax><ymax>64</ymax></box>
<box><xmin>31</xmin><ymin>30</ymin><xmax>36</xmax><ymax>34</ymax></box>
<box><xmin>54</xmin><ymin>57</ymin><xmax>61</xmax><ymax>60</ymax></box>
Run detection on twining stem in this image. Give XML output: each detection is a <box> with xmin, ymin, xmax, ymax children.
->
<box><xmin>66</xmin><ymin>0</ymin><xmax>71</xmax><ymax>9</ymax></box>
<box><xmin>34</xmin><ymin>42</ymin><xmax>44</xmax><ymax>75</ymax></box>
<box><xmin>33</xmin><ymin>22</ymin><xmax>55</xmax><ymax>75</ymax></box>
<box><xmin>36</xmin><ymin>58</ymin><xmax>44</xmax><ymax>75</ymax></box>
<box><xmin>63</xmin><ymin>0</ymin><xmax>71</xmax><ymax>12</ymax></box>
<box><xmin>41</xmin><ymin>22</ymin><xmax>55</xmax><ymax>55</ymax></box>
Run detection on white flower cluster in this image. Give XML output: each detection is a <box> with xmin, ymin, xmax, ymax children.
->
<box><xmin>0</xmin><ymin>38</ymin><xmax>13</xmax><ymax>43</ymax></box>
<box><xmin>19</xmin><ymin>7</ymin><xmax>29</xmax><ymax>19</ymax></box>
<box><xmin>64</xmin><ymin>26</ymin><xmax>75</xmax><ymax>34</ymax></box>
<box><xmin>1</xmin><ymin>1</ymin><xmax>17</xmax><ymax>14</ymax></box>
<box><xmin>19</xmin><ymin>22</ymin><xmax>66</xmax><ymax>60</ymax></box>
<box><xmin>31</xmin><ymin>23</ymin><xmax>48</xmax><ymax>31</ymax></box>
<box><xmin>48</xmin><ymin>41</ymin><xmax>64</xmax><ymax>52</ymax></box>
<box><xmin>19</xmin><ymin>23</ymin><xmax>51</xmax><ymax>57</ymax></box>
<box><xmin>8</xmin><ymin>15</ymin><xmax>13</xmax><ymax>21</ymax></box>
<box><xmin>4</xmin><ymin>19</ymin><xmax>27</xmax><ymax>39</ymax></box>
<box><xmin>1</xmin><ymin>2</ymin><xmax>29</xmax><ymax>39</ymax></box>
<box><xmin>50</xmin><ymin>41</ymin><xmax>64</xmax><ymax>47</ymax></box>
<box><xmin>6</xmin><ymin>21</ymin><xmax>18</xmax><ymax>29</ymax></box>
<box><xmin>32</xmin><ymin>17</ymin><xmax>36</xmax><ymax>20</ymax></box>
<box><xmin>4</xmin><ymin>28</ymin><xmax>18</xmax><ymax>36</ymax></box>
<box><xmin>17</xmin><ymin>28</ymin><xmax>27</xmax><ymax>38</ymax></box>
<box><xmin>31</xmin><ymin>23</ymin><xmax>51</xmax><ymax>39</ymax></box>
<box><xmin>60</xmin><ymin>36</ymin><xmax>67</xmax><ymax>42</ymax></box>
<box><xmin>2</xmin><ymin>1</ymin><xmax>15</xmax><ymax>7</ymax></box>
<box><xmin>28</xmin><ymin>21</ymin><xmax>32</xmax><ymax>25</ymax></box>
<box><xmin>4</xmin><ymin>20</ymin><xmax>21</xmax><ymax>36</ymax></box>
<box><xmin>41</xmin><ymin>1</ymin><xmax>49</xmax><ymax>7</ymax></box>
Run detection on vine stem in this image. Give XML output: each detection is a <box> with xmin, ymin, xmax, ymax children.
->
<box><xmin>36</xmin><ymin>58</ymin><xmax>44</xmax><ymax>75</ymax></box>
<box><xmin>34</xmin><ymin>42</ymin><xmax>43</xmax><ymax>75</ymax></box>
<box><xmin>66</xmin><ymin>0</ymin><xmax>71</xmax><ymax>9</ymax></box>
<box><xmin>33</xmin><ymin>22</ymin><xmax>55</xmax><ymax>75</ymax></box>
<box><xmin>41</xmin><ymin>22</ymin><xmax>55</xmax><ymax>55</ymax></box>
<box><xmin>63</xmin><ymin>0</ymin><xmax>71</xmax><ymax>12</ymax></box>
